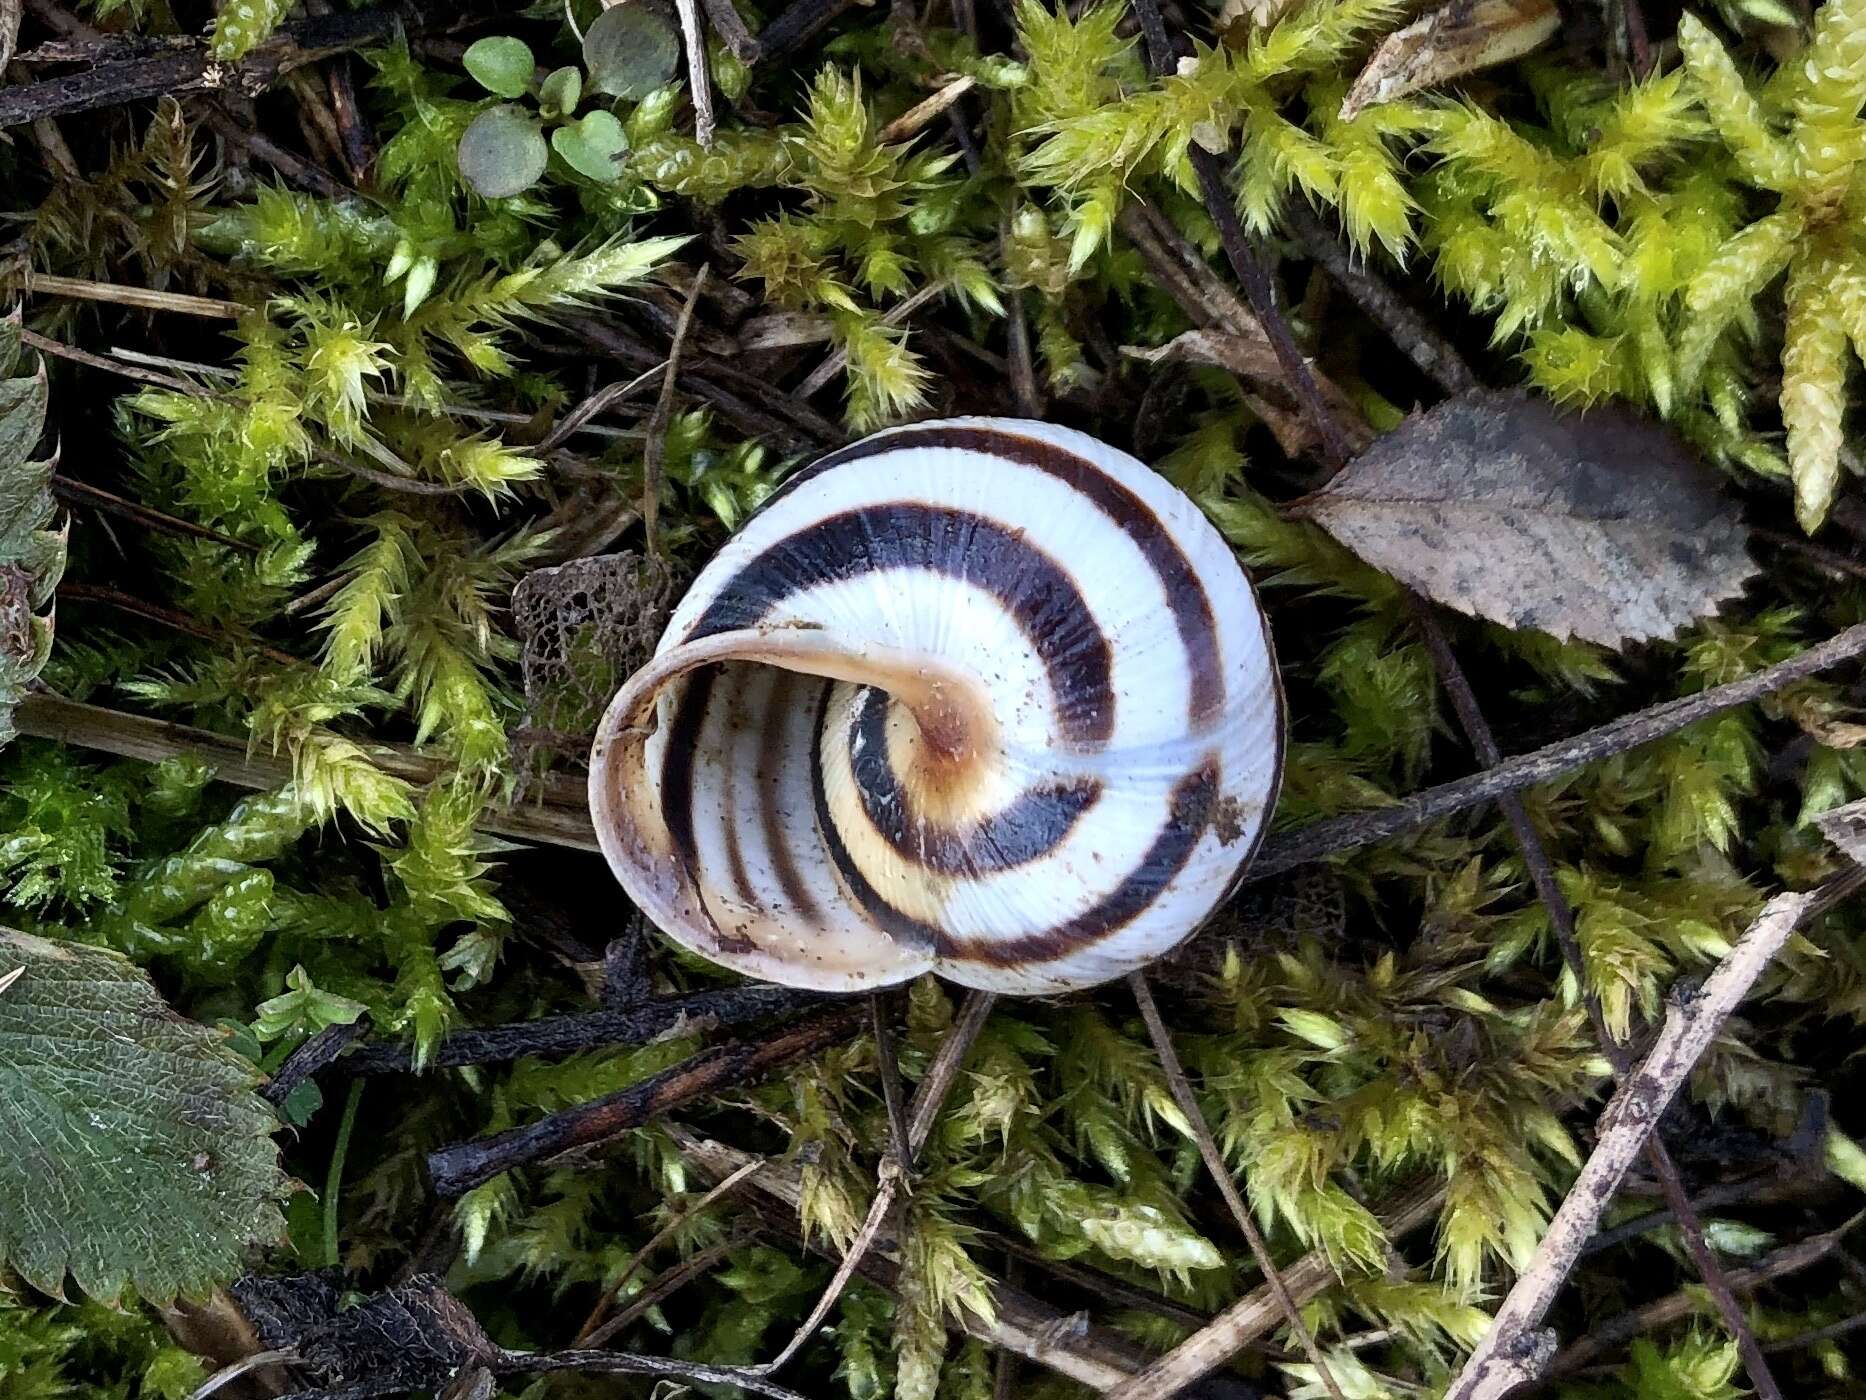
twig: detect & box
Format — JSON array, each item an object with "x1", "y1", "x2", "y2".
[
  {"x1": 752, "y1": 994, "x2": 924, "y2": 1376},
  {"x1": 578, "y1": 1163, "x2": 765, "y2": 1344},
  {"x1": 795, "y1": 279, "x2": 945, "y2": 399},
  {"x1": 570, "y1": 313, "x2": 840, "y2": 451},
  {"x1": 52, "y1": 475, "x2": 258, "y2": 553},
  {"x1": 538, "y1": 363, "x2": 666, "y2": 451},
  {"x1": 1280, "y1": 203, "x2": 1478, "y2": 396},
  {"x1": 425, "y1": 1005, "x2": 865, "y2": 1198},
  {"x1": 1128, "y1": 972, "x2": 1348, "y2": 1400},
  {"x1": 987, "y1": 1230, "x2": 1213, "y2": 1331},
  {"x1": 872, "y1": 992, "x2": 913, "y2": 1164},
  {"x1": 1443, "y1": 888, "x2": 1836, "y2": 1400},
  {"x1": 500, "y1": 1346, "x2": 808, "y2": 1400},
  {"x1": 312, "y1": 443, "x2": 472, "y2": 497},
  {"x1": 57, "y1": 582, "x2": 301, "y2": 668},
  {"x1": 313, "y1": 0, "x2": 377, "y2": 186},
  {"x1": 1123, "y1": 0, "x2": 1354, "y2": 461},
  {"x1": 1002, "y1": 234, "x2": 1043, "y2": 417},
  {"x1": 1185, "y1": 146, "x2": 1353, "y2": 470},
  {"x1": 908, "y1": 987, "x2": 995, "y2": 1156},
  {"x1": 698, "y1": 0, "x2": 762, "y2": 60},
  {"x1": 1246, "y1": 619, "x2": 1866, "y2": 879},
  {"x1": 340, "y1": 985, "x2": 831, "y2": 1075},
  {"x1": 1104, "y1": 1178, "x2": 1447, "y2": 1400},
  {"x1": 263, "y1": 1016, "x2": 370, "y2": 1107},
  {"x1": 1415, "y1": 606, "x2": 1794, "y2": 1400},
  {"x1": 673, "y1": 1127, "x2": 1183, "y2": 1392},
  {"x1": 1116, "y1": 198, "x2": 1350, "y2": 458},
  {"x1": 200, "y1": 99, "x2": 353, "y2": 199},
  {"x1": 757, "y1": 1152, "x2": 906, "y2": 1374},
  {"x1": 642, "y1": 266, "x2": 710, "y2": 555},
  {"x1": 1125, "y1": 200, "x2": 1262, "y2": 340},
  {"x1": 22, "y1": 270, "x2": 244, "y2": 319},
  {"x1": 13, "y1": 691, "x2": 598, "y2": 850},
  {"x1": 753, "y1": 0, "x2": 860, "y2": 67},
  {"x1": 0, "y1": 4, "x2": 438, "y2": 127},
  {"x1": 1548, "y1": 1219, "x2": 1860, "y2": 1378},
  {"x1": 19, "y1": 326, "x2": 202, "y2": 393},
  {"x1": 1764, "y1": 1308, "x2": 1866, "y2": 1354},
  {"x1": 877, "y1": 75, "x2": 977, "y2": 143},
  {"x1": 674, "y1": 0, "x2": 716, "y2": 146},
  {"x1": 580, "y1": 1234, "x2": 751, "y2": 1345},
  {"x1": 1577, "y1": 1171, "x2": 1812, "y2": 1257}
]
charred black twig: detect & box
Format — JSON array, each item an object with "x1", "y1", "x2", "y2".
[
  {"x1": 753, "y1": 0, "x2": 861, "y2": 68},
  {"x1": 0, "y1": 4, "x2": 450, "y2": 128},
  {"x1": 264, "y1": 1017, "x2": 371, "y2": 1108},
  {"x1": 425, "y1": 1005, "x2": 864, "y2": 1197},
  {"x1": 338, "y1": 984, "x2": 832, "y2": 1076},
  {"x1": 200, "y1": 101, "x2": 352, "y2": 199}
]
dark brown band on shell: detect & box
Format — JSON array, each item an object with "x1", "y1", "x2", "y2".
[{"x1": 765, "y1": 423, "x2": 1225, "y2": 726}]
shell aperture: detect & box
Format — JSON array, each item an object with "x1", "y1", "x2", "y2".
[{"x1": 589, "y1": 417, "x2": 1284, "y2": 993}]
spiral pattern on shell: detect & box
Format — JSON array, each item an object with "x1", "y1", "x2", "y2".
[{"x1": 590, "y1": 417, "x2": 1284, "y2": 993}]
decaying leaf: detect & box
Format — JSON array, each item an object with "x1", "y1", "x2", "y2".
[
  {"x1": 1340, "y1": 0, "x2": 1560, "y2": 122},
  {"x1": 1815, "y1": 799, "x2": 1866, "y2": 869},
  {"x1": 1295, "y1": 390, "x2": 1757, "y2": 647},
  {"x1": 0, "y1": 325, "x2": 66, "y2": 748},
  {"x1": 0, "y1": 930, "x2": 288, "y2": 1302}
]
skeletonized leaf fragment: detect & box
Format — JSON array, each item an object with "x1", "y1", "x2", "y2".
[
  {"x1": 0, "y1": 930, "x2": 288, "y2": 1302},
  {"x1": 1815, "y1": 799, "x2": 1866, "y2": 868},
  {"x1": 1340, "y1": 0, "x2": 1559, "y2": 120},
  {"x1": 1295, "y1": 390, "x2": 1756, "y2": 647}
]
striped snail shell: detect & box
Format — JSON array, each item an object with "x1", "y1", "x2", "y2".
[{"x1": 589, "y1": 418, "x2": 1284, "y2": 994}]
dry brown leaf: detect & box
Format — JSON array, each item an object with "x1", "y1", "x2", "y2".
[
  {"x1": 1340, "y1": 0, "x2": 1560, "y2": 121},
  {"x1": 1815, "y1": 799, "x2": 1866, "y2": 867},
  {"x1": 1779, "y1": 690, "x2": 1866, "y2": 749},
  {"x1": 1294, "y1": 390, "x2": 1757, "y2": 647}
]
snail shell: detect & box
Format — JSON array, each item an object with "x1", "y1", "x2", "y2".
[{"x1": 590, "y1": 417, "x2": 1284, "y2": 994}]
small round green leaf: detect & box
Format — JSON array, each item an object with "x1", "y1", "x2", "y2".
[
  {"x1": 583, "y1": 3, "x2": 680, "y2": 100},
  {"x1": 463, "y1": 35, "x2": 537, "y2": 99},
  {"x1": 457, "y1": 105, "x2": 550, "y2": 198},
  {"x1": 539, "y1": 65, "x2": 583, "y2": 117},
  {"x1": 551, "y1": 110, "x2": 630, "y2": 183}
]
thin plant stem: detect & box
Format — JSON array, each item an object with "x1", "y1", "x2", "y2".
[
  {"x1": 644, "y1": 266, "x2": 709, "y2": 555},
  {"x1": 579, "y1": 1168, "x2": 764, "y2": 1345},
  {"x1": 323, "y1": 1078, "x2": 365, "y2": 1270}
]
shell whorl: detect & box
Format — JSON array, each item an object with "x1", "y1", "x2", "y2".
[{"x1": 590, "y1": 417, "x2": 1284, "y2": 993}]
